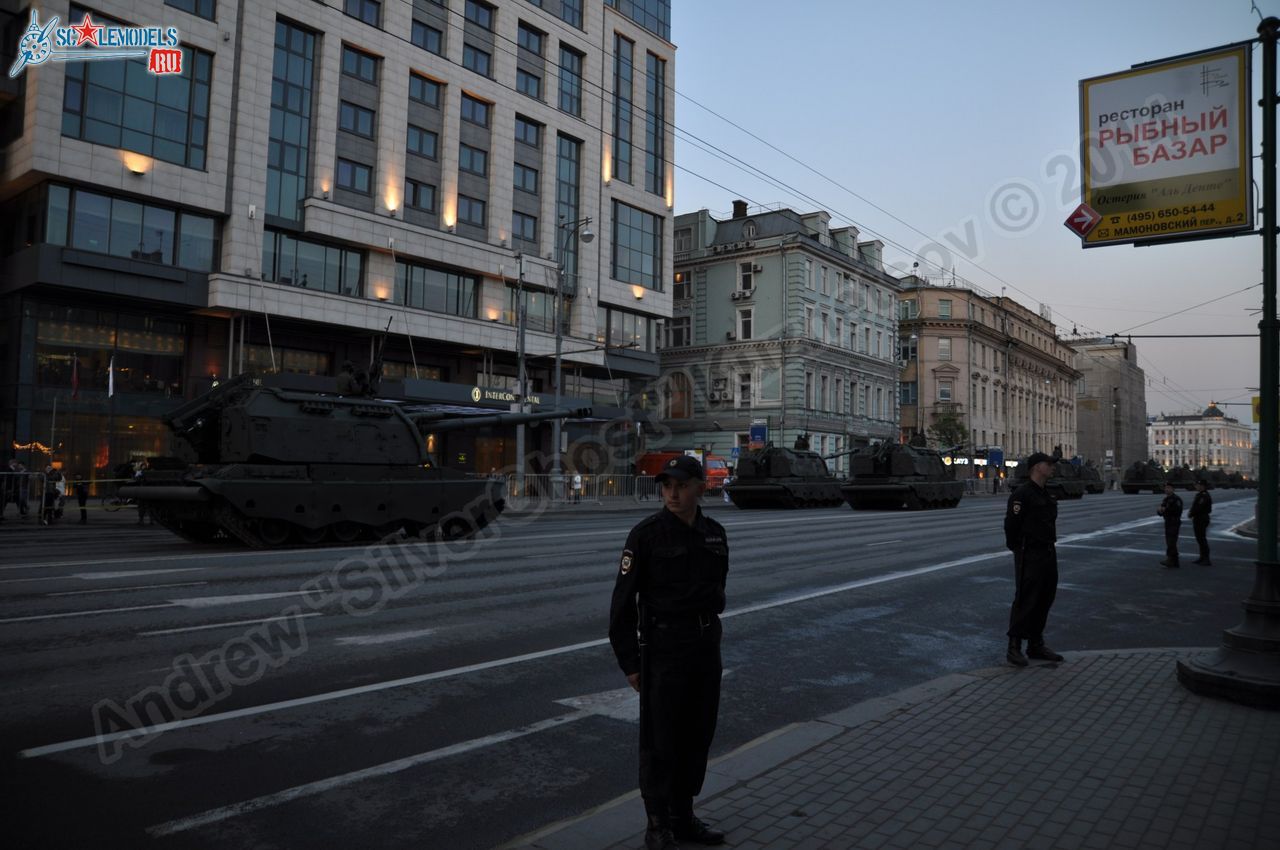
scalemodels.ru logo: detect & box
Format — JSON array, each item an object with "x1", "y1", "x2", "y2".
[{"x1": 9, "y1": 9, "x2": 183, "y2": 79}]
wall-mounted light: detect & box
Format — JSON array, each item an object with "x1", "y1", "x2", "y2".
[
  {"x1": 121, "y1": 151, "x2": 152, "y2": 175},
  {"x1": 486, "y1": 307, "x2": 500, "y2": 322},
  {"x1": 373, "y1": 284, "x2": 390, "y2": 301},
  {"x1": 388, "y1": 207, "x2": 397, "y2": 219},
  {"x1": 631, "y1": 285, "x2": 645, "y2": 301}
]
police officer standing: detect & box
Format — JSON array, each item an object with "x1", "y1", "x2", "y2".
[
  {"x1": 609, "y1": 455, "x2": 728, "y2": 849},
  {"x1": 1158, "y1": 481, "x2": 1184, "y2": 568},
  {"x1": 1188, "y1": 478, "x2": 1213, "y2": 565},
  {"x1": 1003, "y1": 452, "x2": 1065, "y2": 667}
]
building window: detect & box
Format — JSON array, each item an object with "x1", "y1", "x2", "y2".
[
  {"x1": 342, "y1": 46, "x2": 378, "y2": 83},
  {"x1": 514, "y1": 163, "x2": 539, "y2": 194},
  {"x1": 262, "y1": 228, "x2": 363, "y2": 294},
  {"x1": 411, "y1": 21, "x2": 443, "y2": 55},
  {"x1": 463, "y1": 44, "x2": 493, "y2": 77},
  {"x1": 558, "y1": 46, "x2": 584, "y2": 117},
  {"x1": 613, "y1": 34, "x2": 634, "y2": 185},
  {"x1": 804, "y1": 258, "x2": 815, "y2": 290},
  {"x1": 738, "y1": 308, "x2": 753, "y2": 340},
  {"x1": 603, "y1": 307, "x2": 654, "y2": 352},
  {"x1": 742, "y1": 220, "x2": 757, "y2": 240},
  {"x1": 674, "y1": 227, "x2": 692, "y2": 253},
  {"x1": 665, "y1": 316, "x2": 690, "y2": 347},
  {"x1": 820, "y1": 375, "x2": 830, "y2": 411},
  {"x1": 457, "y1": 194, "x2": 487, "y2": 227},
  {"x1": 516, "y1": 115, "x2": 541, "y2": 147},
  {"x1": 394, "y1": 259, "x2": 479, "y2": 317},
  {"x1": 517, "y1": 69, "x2": 542, "y2": 99},
  {"x1": 557, "y1": 134, "x2": 583, "y2": 291},
  {"x1": 820, "y1": 311, "x2": 830, "y2": 344},
  {"x1": 62, "y1": 6, "x2": 212, "y2": 170},
  {"x1": 338, "y1": 101, "x2": 375, "y2": 138},
  {"x1": 804, "y1": 305, "x2": 814, "y2": 338},
  {"x1": 739, "y1": 262, "x2": 754, "y2": 291},
  {"x1": 265, "y1": 21, "x2": 315, "y2": 222},
  {"x1": 165, "y1": 0, "x2": 216, "y2": 21},
  {"x1": 336, "y1": 158, "x2": 372, "y2": 194},
  {"x1": 407, "y1": 125, "x2": 438, "y2": 159},
  {"x1": 835, "y1": 378, "x2": 843, "y2": 413},
  {"x1": 939, "y1": 380, "x2": 953, "y2": 402},
  {"x1": 409, "y1": 74, "x2": 440, "y2": 106},
  {"x1": 938, "y1": 337, "x2": 952, "y2": 360},
  {"x1": 512, "y1": 211, "x2": 537, "y2": 243},
  {"x1": 672, "y1": 271, "x2": 690, "y2": 299},
  {"x1": 899, "y1": 335, "x2": 917, "y2": 361},
  {"x1": 739, "y1": 372, "x2": 753, "y2": 407},
  {"x1": 644, "y1": 52, "x2": 666, "y2": 195},
  {"x1": 57, "y1": 187, "x2": 217, "y2": 271},
  {"x1": 518, "y1": 22, "x2": 544, "y2": 55},
  {"x1": 611, "y1": 199, "x2": 662, "y2": 290},
  {"x1": 404, "y1": 179, "x2": 436, "y2": 213},
  {"x1": 665, "y1": 371, "x2": 691, "y2": 419},
  {"x1": 344, "y1": 0, "x2": 381, "y2": 27},
  {"x1": 465, "y1": 0, "x2": 495, "y2": 29},
  {"x1": 804, "y1": 372, "x2": 813, "y2": 409},
  {"x1": 461, "y1": 94, "x2": 490, "y2": 127},
  {"x1": 560, "y1": 0, "x2": 583, "y2": 28},
  {"x1": 835, "y1": 317, "x2": 843, "y2": 347},
  {"x1": 459, "y1": 144, "x2": 488, "y2": 176},
  {"x1": 938, "y1": 298, "x2": 952, "y2": 319}
]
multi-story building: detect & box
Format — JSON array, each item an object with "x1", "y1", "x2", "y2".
[
  {"x1": 1148, "y1": 404, "x2": 1254, "y2": 475},
  {"x1": 660, "y1": 201, "x2": 902, "y2": 473},
  {"x1": 0, "y1": 0, "x2": 674, "y2": 480},
  {"x1": 1070, "y1": 337, "x2": 1148, "y2": 481},
  {"x1": 898, "y1": 281, "x2": 1079, "y2": 471}
]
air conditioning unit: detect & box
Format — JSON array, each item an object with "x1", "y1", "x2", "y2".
[
  {"x1": 725, "y1": 331, "x2": 736, "y2": 341},
  {"x1": 752, "y1": 264, "x2": 763, "y2": 272},
  {"x1": 741, "y1": 287, "x2": 755, "y2": 298},
  {"x1": 730, "y1": 291, "x2": 742, "y2": 300}
]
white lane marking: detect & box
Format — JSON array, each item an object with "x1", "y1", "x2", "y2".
[
  {"x1": 140, "y1": 612, "x2": 324, "y2": 637},
  {"x1": 554, "y1": 685, "x2": 639, "y2": 722},
  {"x1": 146, "y1": 711, "x2": 590, "y2": 837},
  {"x1": 0, "y1": 602, "x2": 176, "y2": 624},
  {"x1": 78, "y1": 568, "x2": 207, "y2": 581},
  {"x1": 170, "y1": 591, "x2": 311, "y2": 608},
  {"x1": 18, "y1": 512, "x2": 1173, "y2": 759},
  {"x1": 49, "y1": 581, "x2": 209, "y2": 597},
  {"x1": 335, "y1": 628, "x2": 437, "y2": 647},
  {"x1": 867, "y1": 540, "x2": 902, "y2": 547},
  {"x1": 1057, "y1": 544, "x2": 1164, "y2": 555}
]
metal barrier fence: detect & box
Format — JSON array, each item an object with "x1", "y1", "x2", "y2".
[
  {"x1": 494, "y1": 473, "x2": 664, "y2": 503},
  {"x1": 1, "y1": 474, "x2": 141, "y2": 524}
]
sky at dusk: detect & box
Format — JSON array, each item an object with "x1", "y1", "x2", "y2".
[{"x1": 670, "y1": 0, "x2": 1272, "y2": 423}]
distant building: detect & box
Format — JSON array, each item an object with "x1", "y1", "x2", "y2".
[
  {"x1": 898, "y1": 281, "x2": 1080, "y2": 470},
  {"x1": 660, "y1": 201, "x2": 902, "y2": 473},
  {"x1": 1070, "y1": 337, "x2": 1148, "y2": 481},
  {"x1": 1148, "y1": 404, "x2": 1254, "y2": 476}
]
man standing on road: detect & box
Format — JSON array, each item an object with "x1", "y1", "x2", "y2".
[
  {"x1": 609, "y1": 455, "x2": 729, "y2": 849},
  {"x1": 1003, "y1": 452, "x2": 1065, "y2": 667},
  {"x1": 1188, "y1": 479, "x2": 1213, "y2": 566},
  {"x1": 1158, "y1": 482, "x2": 1184, "y2": 568}
]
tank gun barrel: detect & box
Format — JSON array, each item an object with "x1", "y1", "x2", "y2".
[
  {"x1": 414, "y1": 407, "x2": 590, "y2": 434},
  {"x1": 820, "y1": 447, "x2": 862, "y2": 460}
]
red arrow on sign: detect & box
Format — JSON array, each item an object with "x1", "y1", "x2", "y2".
[{"x1": 1064, "y1": 203, "x2": 1102, "y2": 237}]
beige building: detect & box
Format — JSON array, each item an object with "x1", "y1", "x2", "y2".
[
  {"x1": 1071, "y1": 337, "x2": 1148, "y2": 481},
  {"x1": 898, "y1": 280, "x2": 1079, "y2": 469},
  {"x1": 1148, "y1": 404, "x2": 1255, "y2": 476}
]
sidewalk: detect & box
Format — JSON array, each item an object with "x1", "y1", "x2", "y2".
[{"x1": 508, "y1": 649, "x2": 1279, "y2": 850}]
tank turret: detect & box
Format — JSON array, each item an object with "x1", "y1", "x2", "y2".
[
  {"x1": 1121, "y1": 459, "x2": 1166, "y2": 494},
  {"x1": 1011, "y1": 454, "x2": 1087, "y2": 500},
  {"x1": 723, "y1": 443, "x2": 843, "y2": 508},
  {"x1": 840, "y1": 442, "x2": 964, "y2": 510},
  {"x1": 120, "y1": 373, "x2": 587, "y2": 547}
]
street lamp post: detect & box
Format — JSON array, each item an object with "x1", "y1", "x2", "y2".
[
  {"x1": 552, "y1": 216, "x2": 594, "y2": 495},
  {"x1": 910, "y1": 333, "x2": 921, "y2": 442}
]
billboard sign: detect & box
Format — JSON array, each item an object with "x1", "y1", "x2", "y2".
[{"x1": 1078, "y1": 44, "x2": 1252, "y2": 247}]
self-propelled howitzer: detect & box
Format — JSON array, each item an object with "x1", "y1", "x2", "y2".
[
  {"x1": 120, "y1": 373, "x2": 586, "y2": 547},
  {"x1": 839, "y1": 442, "x2": 964, "y2": 510}
]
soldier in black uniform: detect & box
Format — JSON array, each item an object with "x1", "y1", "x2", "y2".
[
  {"x1": 1003, "y1": 452, "x2": 1065, "y2": 667},
  {"x1": 1158, "y1": 481, "x2": 1184, "y2": 568},
  {"x1": 609, "y1": 455, "x2": 729, "y2": 849},
  {"x1": 1188, "y1": 478, "x2": 1213, "y2": 565}
]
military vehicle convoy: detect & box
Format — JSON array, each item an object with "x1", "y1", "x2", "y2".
[
  {"x1": 723, "y1": 443, "x2": 844, "y2": 508},
  {"x1": 1078, "y1": 462, "x2": 1106, "y2": 494},
  {"x1": 840, "y1": 442, "x2": 964, "y2": 510},
  {"x1": 1011, "y1": 456, "x2": 1087, "y2": 500},
  {"x1": 1121, "y1": 460, "x2": 1166, "y2": 494},
  {"x1": 119, "y1": 373, "x2": 583, "y2": 548}
]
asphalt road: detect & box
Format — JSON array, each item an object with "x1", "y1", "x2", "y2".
[{"x1": 0, "y1": 489, "x2": 1262, "y2": 849}]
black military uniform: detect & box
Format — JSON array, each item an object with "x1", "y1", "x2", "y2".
[
  {"x1": 609, "y1": 455, "x2": 728, "y2": 849},
  {"x1": 1003, "y1": 452, "x2": 1063, "y2": 666},
  {"x1": 1188, "y1": 481, "x2": 1213, "y2": 565},
  {"x1": 1159, "y1": 485, "x2": 1184, "y2": 567}
]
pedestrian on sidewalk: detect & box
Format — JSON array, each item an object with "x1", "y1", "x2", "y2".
[
  {"x1": 609, "y1": 455, "x2": 729, "y2": 849},
  {"x1": 75, "y1": 478, "x2": 89, "y2": 524},
  {"x1": 1188, "y1": 478, "x2": 1213, "y2": 565},
  {"x1": 1158, "y1": 481, "x2": 1183, "y2": 568},
  {"x1": 1003, "y1": 452, "x2": 1065, "y2": 667}
]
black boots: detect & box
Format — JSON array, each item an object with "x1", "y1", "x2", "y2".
[
  {"x1": 1027, "y1": 642, "x2": 1064, "y2": 662},
  {"x1": 671, "y1": 813, "x2": 725, "y2": 846},
  {"x1": 1007, "y1": 637, "x2": 1028, "y2": 667},
  {"x1": 645, "y1": 814, "x2": 679, "y2": 850}
]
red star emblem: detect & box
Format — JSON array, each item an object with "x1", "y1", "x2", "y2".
[{"x1": 70, "y1": 13, "x2": 103, "y2": 47}]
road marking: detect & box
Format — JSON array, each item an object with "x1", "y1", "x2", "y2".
[
  {"x1": 335, "y1": 628, "x2": 437, "y2": 647},
  {"x1": 49, "y1": 581, "x2": 209, "y2": 597},
  {"x1": 16, "y1": 512, "x2": 1179, "y2": 760},
  {"x1": 867, "y1": 540, "x2": 902, "y2": 547},
  {"x1": 140, "y1": 612, "x2": 323, "y2": 637},
  {"x1": 78, "y1": 568, "x2": 207, "y2": 581},
  {"x1": 0, "y1": 602, "x2": 176, "y2": 624},
  {"x1": 170, "y1": 591, "x2": 311, "y2": 608},
  {"x1": 146, "y1": 710, "x2": 591, "y2": 837},
  {"x1": 554, "y1": 685, "x2": 640, "y2": 722}
]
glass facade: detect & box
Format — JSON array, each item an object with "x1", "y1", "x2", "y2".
[
  {"x1": 267, "y1": 21, "x2": 316, "y2": 222},
  {"x1": 597, "y1": 306, "x2": 654, "y2": 352},
  {"x1": 62, "y1": 6, "x2": 211, "y2": 169},
  {"x1": 606, "y1": 0, "x2": 671, "y2": 40},
  {"x1": 48, "y1": 185, "x2": 218, "y2": 272},
  {"x1": 611, "y1": 199, "x2": 662, "y2": 290},
  {"x1": 644, "y1": 52, "x2": 666, "y2": 196},
  {"x1": 556, "y1": 134, "x2": 583, "y2": 294},
  {"x1": 612, "y1": 35, "x2": 634, "y2": 185},
  {"x1": 261, "y1": 229, "x2": 364, "y2": 295},
  {"x1": 394, "y1": 260, "x2": 479, "y2": 318},
  {"x1": 558, "y1": 47, "x2": 584, "y2": 117}
]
